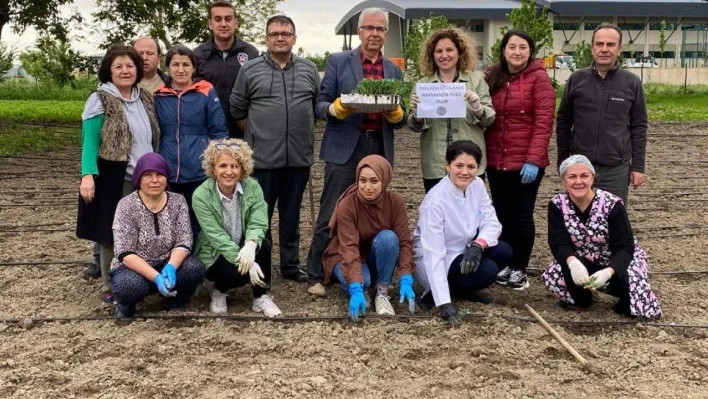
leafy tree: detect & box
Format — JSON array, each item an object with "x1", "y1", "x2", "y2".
[
  {"x1": 0, "y1": 43, "x2": 13, "y2": 81},
  {"x1": 659, "y1": 20, "x2": 667, "y2": 68},
  {"x1": 402, "y1": 12, "x2": 453, "y2": 81},
  {"x1": 304, "y1": 51, "x2": 329, "y2": 71},
  {"x1": 19, "y1": 36, "x2": 87, "y2": 87},
  {"x1": 93, "y1": 0, "x2": 282, "y2": 50},
  {"x1": 0, "y1": 0, "x2": 80, "y2": 42},
  {"x1": 572, "y1": 40, "x2": 592, "y2": 70},
  {"x1": 487, "y1": 0, "x2": 553, "y2": 64}
]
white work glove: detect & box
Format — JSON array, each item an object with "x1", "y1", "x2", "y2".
[
  {"x1": 585, "y1": 268, "x2": 614, "y2": 290},
  {"x1": 567, "y1": 257, "x2": 590, "y2": 286},
  {"x1": 464, "y1": 90, "x2": 482, "y2": 113},
  {"x1": 248, "y1": 262, "x2": 268, "y2": 288},
  {"x1": 236, "y1": 241, "x2": 257, "y2": 275}
]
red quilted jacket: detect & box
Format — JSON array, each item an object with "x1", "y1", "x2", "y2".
[{"x1": 484, "y1": 59, "x2": 556, "y2": 171}]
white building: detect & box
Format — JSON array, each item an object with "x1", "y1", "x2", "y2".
[{"x1": 335, "y1": 0, "x2": 708, "y2": 66}]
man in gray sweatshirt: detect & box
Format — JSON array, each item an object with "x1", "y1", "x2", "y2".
[
  {"x1": 230, "y1": 15, "x2": 320, "y2": 283},
  {"x1": 556, "y1": 23, "x2": 648, "y2": 203}
]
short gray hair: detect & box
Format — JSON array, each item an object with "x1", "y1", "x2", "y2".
[
  {"x1": 358, "y1": 8, "x2": 389, "y2": 29},
  {"x1": 559, "y1": 155, "x2": 596, "y2": 178}
]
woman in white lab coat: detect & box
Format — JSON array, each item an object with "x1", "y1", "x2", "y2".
[{"x1": 412, "y1": 140, "x2": 512, "y2": 325}]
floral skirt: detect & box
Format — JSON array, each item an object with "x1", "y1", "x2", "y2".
[{"x1": 541, "y1": 255, "x2": 662, "y2": 320}]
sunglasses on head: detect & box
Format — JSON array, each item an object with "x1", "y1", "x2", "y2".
[{"x1": 215, "y1": 142, "x2": 242, "y2": 150}]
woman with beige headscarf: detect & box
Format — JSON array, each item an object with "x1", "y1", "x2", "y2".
[{"x1": 322, "y1": 155, "x2": 416, "y2": 321}]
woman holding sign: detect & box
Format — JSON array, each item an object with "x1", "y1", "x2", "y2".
[
  {"x1": 484, "y1": 30, "x2": 556, "y2": 290},
  {"x1": 408, "y1": 27, "x2": 495, "y2": 193}
]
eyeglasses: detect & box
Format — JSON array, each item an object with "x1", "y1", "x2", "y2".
[
  {"x1": 215, "y1": 142, "x2": 242, "y2": 150},
  {"x1": 267, "y1": 32, "x2": 295, "y2": 39},
  {"x1": 359, "y1": 25, "x2": 388, "y2": 33}
]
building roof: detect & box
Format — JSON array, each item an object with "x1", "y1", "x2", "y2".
[{"x1": 335, "y1": 0, "x2": 708, "y2": 34}]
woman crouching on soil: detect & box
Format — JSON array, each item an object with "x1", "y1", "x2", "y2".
[
  {"x1": 110, "y1": 153, "x2": 205, "y2": 318},
  {"x1": 77, "y1": 44, "x2": 161, "y2": 305},
  {"x1": 193, "y1": 139, "x2": 281, "y2": 317},
  {"x1": 542, "y1": 155, "x2": 662, "y2": 319},
  {"x1": 322, "y1": 155, "x2": 416, "y2": 321},
  {"x1": 413, "y1": 141, "x2": 512, "y2": 326}
]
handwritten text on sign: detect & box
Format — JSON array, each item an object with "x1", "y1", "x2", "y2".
[{"x1": 415, "y1": 82, "x2": 466, "y2": 119}]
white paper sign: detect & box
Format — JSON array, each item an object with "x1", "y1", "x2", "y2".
[{"x1": 415, "y1": 82, "x2": 466, "y2": 118}]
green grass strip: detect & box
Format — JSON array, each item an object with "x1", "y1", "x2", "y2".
[{"x1": 0, "y1": 100, "x2": 84, "y2": 123}]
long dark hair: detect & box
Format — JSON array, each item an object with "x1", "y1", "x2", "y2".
[{"x1": 486, "y1": 30, "x2": 536, "y2": 95}]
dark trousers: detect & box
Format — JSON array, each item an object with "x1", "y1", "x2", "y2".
[
  {"x1": 306, "y1": 133, "x2": 385, "y2": 283},
  {"x1": 252, "y1": 167, "x2": 309, "y2": 278},
  {"x1": 423, "y1": 174, "x2": 485, "y2": 194},
  {"x1": 170, "y1": 180, "x2": 206, "y2": 240},
  {"x1": 111, "y1": 256, "x2": 206, "y2": 315},
  {"x1": 487, "y1": 167, "x2": 544, "y2": 271},
  {"x1": 205, "y1": 239, "x2": 272, "y2": 298},
  {"x1": 447, "y1": 241, "x2": 512, "y2": 298},
  {"x1": 594, "y1": 162, "x2": 630, "y2": 204},
  {"x1": 559, "y1": 256, "x2": 631, "y2": 314}
]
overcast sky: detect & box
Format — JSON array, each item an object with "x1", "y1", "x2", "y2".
[{"x1": 1, "y1": 0, "x2": 361, "y2": 57}]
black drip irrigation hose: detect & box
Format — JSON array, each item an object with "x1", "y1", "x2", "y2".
[
  {"x1": 526, "y1": 267, "x2": 708, "y2": 276},
  {"x1": 1, "y1": 261, "x2": 707, "y2": 276},
  {"x1": 0, "y1": 312, "x2": 706, "y2": 329}
]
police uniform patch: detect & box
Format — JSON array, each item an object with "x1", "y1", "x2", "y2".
[{"x1": 237, "y1": 52, "x2": 249, "y2": 65}]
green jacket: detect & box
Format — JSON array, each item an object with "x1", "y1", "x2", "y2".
[
  {"x1": 193, "y1": 177, "x2": 268, "y2": 268},
  {"x1": 408, "y1": 71, "x2": 495, "y2": 179}
]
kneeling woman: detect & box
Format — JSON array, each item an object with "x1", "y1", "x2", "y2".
[
  {"x1": 542, "y1": 155, "x2": 662, "y2": 319},
  {"x1": 193, "y1": 139, "x2": 281, "y2": 317},
  {"x1": 111, "y1": 153, "x2": 205, "y2": 318},
  {"x1": 413, "y1": 141, "x2": 512, "y2": 325},
  {"x1": 322, "y1": 155, "x2": 416, "y2": 321}
]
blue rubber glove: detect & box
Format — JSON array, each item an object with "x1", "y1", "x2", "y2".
[
  {"x1": 153, "y1": 274, "x2": 176, "y2": 297},
  {"x1": 399, "y1": 274, "x2": 416, "y2": 313},
  {"x1": 348, "y1": 282, "x2": 367, "y2": 322},
  {"x1": 520, "y1": 163, "x2": 539, "y2": 184},
  {"x1": 162, "y1": 263, "x2": 177, "y2": 290}
]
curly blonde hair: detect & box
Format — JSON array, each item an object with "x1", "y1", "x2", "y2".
[
  {"x1": 201, "y1": 138, "x2": 254, "y2": 180},
  {"x1": 419, "y1": 27, "x2": 478, "y2": 76}
]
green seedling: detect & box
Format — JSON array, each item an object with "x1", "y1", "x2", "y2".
[{"x1": 352, "y1": 78, "x2": 406, "y2": 96}]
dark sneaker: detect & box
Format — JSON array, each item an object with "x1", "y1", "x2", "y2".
[
  {"x1": 282, "y1": 269, "x2": 308, "y2": 283},
  {"x1": 559, "y1": 301, "x2": 588, "y2": 312},
  {"x1": 495, "y1": 266, "x2": 512, "y2": 285},
  {"x1": 115, "y1": 303, "x2": 135, "y2": 318},
  {"x1": 82, "y1": 263, "x2": 101, "y2": 280},
  {"x1": 507, "y1": 270, "x2": 530, "y2": 291},
  {"x1": 102, "y1": 292, "x2": 117, "y2": 307},
  {"x1": 467, "y1": 291, "x2": 492, "y2": 305},
  {"x1": 416, "y1": 291, "x2": 435, "y2": 312}
]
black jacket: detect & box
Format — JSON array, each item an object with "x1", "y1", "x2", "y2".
[
  {"x1": 556, "y1": 63, "x2": 648, "y2": 172},
  {"x1": 194, "y1": 35, "x2": 260, "y2": 138}
]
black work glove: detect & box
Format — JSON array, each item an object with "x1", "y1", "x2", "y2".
[
  {"x1": 461, "y1": 241, "x2": 484, "y2": 274},
  {"x1": 440, "y1": 303, "x2": 462, "y2": 326}
]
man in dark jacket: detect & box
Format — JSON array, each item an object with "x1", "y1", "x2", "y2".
[
  {"x1": 230, "y1": 15, "x2": 320, "y2": 283},
  {"x1": 556, "y1": 23, "x2": 647, "y2": 203},
  {"x1": 305, "y1": 8, "x2": 407, "y2": 296},
  {"x1": 194, "y1": 1, "x2": 259, "y2": 138}
]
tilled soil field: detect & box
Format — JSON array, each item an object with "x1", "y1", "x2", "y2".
[{"x1": 0, "y1": 123, "x2": 707, "y2": 398}]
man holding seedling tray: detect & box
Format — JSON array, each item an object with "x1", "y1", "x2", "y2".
[{"x1": 306, "y1": 7, "x2": 407, "y2": 297}]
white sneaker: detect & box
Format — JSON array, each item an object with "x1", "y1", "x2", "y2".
[
  {"x1": 252, "y1": 295, "x2": 283, "y2": 318},
  {"x1": 375, "y1": 295, "x2": 395, "y2": 315},
  {"x1": 210, "y1": 289, "x2": 228, "y2": 313}
]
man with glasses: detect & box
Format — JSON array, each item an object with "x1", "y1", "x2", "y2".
[
  {"x1": 230, "y1": 15, "x2": 320, "y2": 283},
  {"x1": 194, "y1": 1, "x2": 259, "y2": 139},
  {"x1": 306, "y1": 7, "x2": 407, "y2": 297}
]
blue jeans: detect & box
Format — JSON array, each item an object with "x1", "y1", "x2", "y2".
[
  {"x1": 448, "y1": 241, "x2": 512, "y2": 297},
  {"x1": 332, "y1": 229, "x2": 399, "y2": 293}
]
